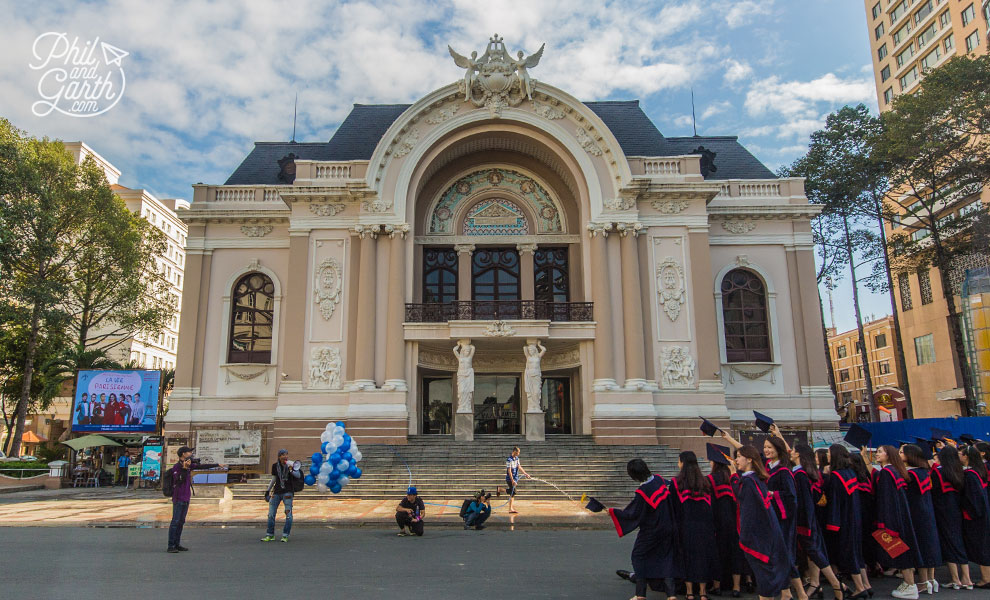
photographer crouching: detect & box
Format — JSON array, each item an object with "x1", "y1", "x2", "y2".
[
  {"x1": 261, "y1": 449, "x2": 303, "y2": 543},
  {"x1": 462, "y1": 489, "x2": 492, "y2": 530}
]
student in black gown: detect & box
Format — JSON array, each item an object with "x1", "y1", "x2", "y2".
[
  {"x1": 788, "y1": 443, "x2": 845, "y2": 600},
  {"x1": 729, "y1": 444, "x2": 791, "y2": 600},
  {"x1": 848, "y1": 451, "x2": 877, "y2": 593},
  {"x1": 707, "y1": 447, "x2": 745, "y2": 598},
  {"x1": 958, "y1": 445, "x2": 990, "y2": 588},
  {"x1": 871, "y1": 445, "x2": 923, "y2": 600},
  {"x1": 931, "y1": 446, "x2": 973, "y2": 589},
  {"x1": 899, "y1": 444, "x2": 942, "y2": 594},
  {"x1": 607, "y1": 458, "x2": 680, "y2": 600},
  {"x1": 671, "y1": 450, "x2": 718, "y2": 600},
  {"x1": 823, "y1": 444, "x2": 869, "y2": 599},
  {"x1": 762, "y1": 430, "x2": 808, "y2": 600}
]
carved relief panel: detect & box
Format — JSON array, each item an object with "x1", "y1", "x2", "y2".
[
  {"x1": 309, "y1": 238, "x2": 346, "y2": 343},
  {"x1": 651, "y1": 235, "x2": 691, "y2": 343}
]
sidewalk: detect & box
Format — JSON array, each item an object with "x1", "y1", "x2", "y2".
[{"x1": 0, "y1": 487, "x2": 609, "y2": 529}]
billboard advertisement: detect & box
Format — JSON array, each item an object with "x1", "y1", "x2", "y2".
[
  {"x1": 141, "y1": 443, "x2": 163, "y2": 481},
  {"x1": 71, "y1": 370, "x2": 161, "y2": 433},
  {"x1": 194, "y1": 429, "x2": 263, "y2": 466}
]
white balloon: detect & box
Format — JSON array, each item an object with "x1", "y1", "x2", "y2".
[
  {"x1": 348, "y1": 441, "x2": 359, "y2": 454},
  {"x1": 337, "y1": 460, "x2": 350, "y2": 472},
  {"x1": 320, "y1": 431, "x2": 331, "y2": 443},
  {"x1": 338, "y1": 475, "x2": 350, "y2": 486},
  {"x1": 352, "y1": 451, "x2": 363, "y2": 462},
  {"x1": 325, "y1": 442, "x2": 338, "y2": 454},
  {"x1": 332, "y1": 436, "x2": 344, "y2": 447},
  {"x1": 325, "y1": 423, "x2": 335, "y2": 431},
  {"x1": 317, "y1": 473, "x2": 329, "y2": 484},
  {"x1": 319, "y1": 462, "x2": 332, "y2": 474},
  {"x1": 316, "y1": 482, "x2": 328, "y2": 492},
  {"x1": 334, "y1": 425, "x2": 345, "y2": 435}
]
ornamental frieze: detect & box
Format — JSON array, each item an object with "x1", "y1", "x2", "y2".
[
  {"x1": 314, "y1": 257, "x2": 343, "y2": 321},
  {"x1": 429, "y1": 168, "x2": 562, "y2": 234}
]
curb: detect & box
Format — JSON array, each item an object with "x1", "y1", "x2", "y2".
[{"x1": 1, "y1": 518, "x2": 613, "y2": 530}]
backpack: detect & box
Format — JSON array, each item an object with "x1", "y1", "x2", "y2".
[
  {"x1": 162, "y1": 467, "x2": 175, "y2": 497},
  {"x1": 291, "y1": 471, "x2": 305, "y2": 493},
  {"x1": 459, "y1": 498, "x2": 474, "y2": 519}
]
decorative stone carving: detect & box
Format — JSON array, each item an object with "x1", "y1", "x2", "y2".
[
  {"x1": 453, "y1": 340, "x2": 476, "y2": 413},
  {"x1": 735, "y1": 254, "x2": 750, "y2": 267},
  {"x1": 454, "y1": 243, "x2": 476, "y2": 255},
  {"x1": 728, "y1": 364, "x2": 775, "y2": 383},
  {"x1": 651, "y1": 198, "x2": 690, "y2": 214},
  {"x1": 575, "y1": 127, "x2": 602, "y2": 156},
  {"x1": 532, "y1": 100, "x2": 565, "y2": 120},
  {"x1": 309, "y1": 346, "x2": 342, "y2": 389},
  {"x1": 450, "y1": 34, "x2": 545, "y2": 117},
  {"x1": 313, "y1": 257, "x2": 343, "y2": 320},
  {"x1": 361, "y1": 197, "x2": 393, "y2": 213},
  {"x1": 587, "y1": 222, "x2": 612, "y2": 237},
  {"x1": 426, "y1": 103, "x2": 460, "y2": 125},
  {"x1": 240, "y1": 225, "x2": 273, "y2": 237},
  {"x1": 383, "y1": 223, "x2": 410, "y2": 239},
  {"x1": 656, "y1": 257, "x2": 686, "y2": 322},
  {"x1": 392, "y1": 129, "x2": 420, "y2": 158},
  {"x1": 225, "y1": 366, "x2": 270, "y2": 384},
  {"x1": 417, "y1": 349, "x2": 457, "y2": 370},
  {"x1": 615, "y1": 222, "x2": 643, "y2": 237},
  {"x1": 484, "y1": 320, "x2": 516, "y2": 337},
  {"x1": 523, "y1": 340, "x2": 546, "y2": 413},
  {"x1": 310, "y1": 203, "x2": 346, "y2": 217},
  {"x1": 721, "y1": 220, "x2": 757, "y2": 234},
  {"x1": 430, "y1": 168, "x2": 561, "y2": 234},
  {"x1": 542, "y1": 346, "x2": 581, "y2": 370},
  {"x1": 604, "y1": 197, "x2": 636, "y2": 211},
  {"x1": 660, "y1": 346, "x2": 696, "y2": 388}
]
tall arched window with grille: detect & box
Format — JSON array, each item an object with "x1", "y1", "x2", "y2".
[
  {"x1": 228, "y1": 272, "x2": 275, "y2": 363},
  {"x1": 720, "y1": 269, "x2": 771, "y2": 362}
]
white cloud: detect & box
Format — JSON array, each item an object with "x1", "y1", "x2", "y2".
[
  {"x1": 724, "y1": 0, "x2": 774, "y2": 29},
  {"x1": 723, "y1": 58, "x2": 753, "y2": 84},
  {"x1": 701, "y1": 100, "x2": 732, "y2": 120},
  {"x1": 744, "y1": 73, "x2": 875, "y2": 119}
]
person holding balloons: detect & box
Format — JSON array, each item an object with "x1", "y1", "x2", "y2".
[{"x1": 261, "y1": 449, "x2": 302, "y2": 543}]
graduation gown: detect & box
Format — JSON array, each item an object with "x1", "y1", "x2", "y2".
[
  {"x1": 708, "y1": 473, "x2": 747, "y2": 578},
  {"x1": 858, "y1": 473, "x2": 878, "y2": 568},
  {"x1": 823, "y1": 468, "x2": 866, "y2": 574},
  {"x1": 733, "y1": 472, "x2": 791, "y2": 597},
  {"x1": 608, "y1": 475, "x2": 680, "y2": 580},
  {"x1": 930, "y1": 466, "x2": 967, "y2": 564},
  {"x1": 792, "y1": 467, "x2": 830, "y2": 568},
  {"x1": 671, "y1": 477, "x2": 719, "y2": 583},
  {"x1": 960, "y1": 469, "x2": 990, "y2": 565},
  {"x1": 766, "y1": 463, "x2": 799, "y2": 576},
  {"x1": 873, "y1": 465, "x2": 922, "y2": 569},
  {"x1": 904, "y1": 468, "x2": 941, "y2": 568}
]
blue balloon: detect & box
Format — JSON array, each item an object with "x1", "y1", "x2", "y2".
[
  {"x1": 329, "y1": 469, "x2": 340, "y2": 480},
  {"x1": 330, "y1": 483, "x2": 341, "y2": 494},
  {"x1": 311, "y1": 452, "x2": 323, "y2": 464},
  {"x1": 335, "y1": 421, "x2": 345, "y2": 428},
  {"x1": 321, "y1": 441, "x2": 332, "y2": 454},
  {"x1": 309, "y1": 464, "x2": 320, "y2": 476},
  {"x1": 329, "y1": 452, "x2": 341, "y2": 465},
  {"x1": 352, "y1": 467, "x2": 362, "y2": 479},
  {"x1": 346, "y1": 465, "x2": 358, "y2": 477},
  {"x1": 304, "y1": 474, "x2": 316, "y2": 486},
  {"x1": 337, "y1": 438, "x2": 350, "y2": 452},
  {"x1": 343, "y1": 452, "x2": 353, "y2": 462}
]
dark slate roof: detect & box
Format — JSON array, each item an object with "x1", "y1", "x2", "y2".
[{"x1": 224, "y1": 100, "x2": 773, "y2": 184}]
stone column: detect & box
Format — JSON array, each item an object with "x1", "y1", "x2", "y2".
[
  {"x1": 176, "y1": 239, "x2": 208, "y2": 390},
  {"x1": 353, "y1": 228, "x2": 377, "y2": 388},
  {"x1": 517, "y1": 243, "x2": 537, "y2": 303},
  {"x1": 384, "y1": 230, "x2": 408, "y2": 391},
  {"x1": 282, "y1": 232, "x2": 309, "y2": 381},
  {"x1": 588, "y1": 224, "x2": 617, "y2": 389},
  {"x1": 455, "y1": 243, "x2": 475, "y2": 303},
  {"x1": 619, "y1": 226, "x2": 647, "y2": 389},
  {"x1": 688, "y1": 230, "x2": 720, "y2": 382}
]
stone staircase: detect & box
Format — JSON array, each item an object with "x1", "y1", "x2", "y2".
[{"x1": 229, "y1": 435, "x2": 681, "y2": 502}]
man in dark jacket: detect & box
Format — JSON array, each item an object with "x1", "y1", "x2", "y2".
[
  {"x1": 167, "y1": 446, "x2": 224, "y2": 553},
  {"x1": 261, "y1": 449, "x2": 301, "y2": 542}
]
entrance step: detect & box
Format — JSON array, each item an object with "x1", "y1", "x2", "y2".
[{"x1": 230, "y1": 436, "x2": 680, "y2": 502}]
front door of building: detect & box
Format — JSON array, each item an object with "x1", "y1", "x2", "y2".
[
  {"x1": 422, "y1": 377, "x2": 453, "y2": 434},
  {"x1": 542, "y1": 377, "x2": 571, "y2": 434},
  {"x1": 473, "y1": 375, "x2": 520, "y2": 434}
]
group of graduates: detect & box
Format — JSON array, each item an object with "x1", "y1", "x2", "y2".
[{"x1": 592, "y1": 414, "x2": 990, "y2": 600}]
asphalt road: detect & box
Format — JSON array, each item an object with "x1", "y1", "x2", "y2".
[{"x1": 0, "y1": 526, "x2": 981, "y2": 599}]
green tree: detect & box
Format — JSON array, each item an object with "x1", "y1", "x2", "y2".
[
  {"x1": 875, "y1": 56, "x2": 990, "y2": 416},
  {"x1": 0, "y1": 120, "x2": 105, "y2": 456}
]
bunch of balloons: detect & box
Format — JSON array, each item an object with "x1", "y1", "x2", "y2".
[{"x1": 303, "y1": 421, "x2": 363, "y2": 493}]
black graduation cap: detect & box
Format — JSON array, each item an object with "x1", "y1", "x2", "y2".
[
  {"x1": 844, "y1": 424, "x2": 873, "y2": 449},
  {"x1": 896, "y1": 439, "x2": 914, "y2": 448},
  {"x1": 913, "y1": 437, "x2": 934, "y2": 459},
  {"x1": 959, "y1": 433, "x2": 979, "y2": 445},
  {"x1": 707, "y1": 443, "x2": 732, "y2": 465},
  {"x1": 585, "y1": 497, "x2": 606, "y2": 513},
  {"x1": 699, "y1": 417, "x2": 721, "y2": 437},
  {"x1": 931, "y1": 427, "x2": 952, "y2": 442},
  {"x1": 753, "y1": 411, "x2": 774, "y2": 433}
]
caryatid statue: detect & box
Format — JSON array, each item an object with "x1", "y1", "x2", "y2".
[
  {"x1": 523, "y1": 340, "x2": 547, "y2": 413},
  {"x1": 453, "y1": 339, "x2": 476, "y2": 413}
]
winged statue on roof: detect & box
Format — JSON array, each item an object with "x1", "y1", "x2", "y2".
[{"x1": 449, "y1": 34, "x2": 545, "y2": 118}]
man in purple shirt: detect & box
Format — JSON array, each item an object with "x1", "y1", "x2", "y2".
[{"x1": 167, "y1": 446, "x2": 224, "y2": 553}]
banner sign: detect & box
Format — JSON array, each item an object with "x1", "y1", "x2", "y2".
[
  {"x1": 194, "y1": 429, "x2": 262, "y2": 466},
  {"x1": 141, "y1": 443, "x2": 163, "y2": 481},
  {"x1": 71, "y1": 370, "x2": 161, "y2": 433}
]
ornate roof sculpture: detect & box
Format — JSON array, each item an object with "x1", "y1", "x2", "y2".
[{"x1": 449, "y1": 34, "x2": 545, "y2": 118}]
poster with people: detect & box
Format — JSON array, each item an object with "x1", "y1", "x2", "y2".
[{"x1": 71, "y1": 370, "x2": 161, "y2": 433}]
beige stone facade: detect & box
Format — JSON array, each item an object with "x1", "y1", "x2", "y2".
[{"x1": 167, "y1": 52, "x2": 835, "y2": 460}]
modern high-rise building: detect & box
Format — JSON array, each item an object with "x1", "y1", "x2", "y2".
[
  {"x1": 826, "y1": 316, "x2": 906, "y2": 421},
  {"x1": 863, "y1": 0, "x2": 990, "y2": 417}
]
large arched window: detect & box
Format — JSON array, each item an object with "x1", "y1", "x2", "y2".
[
  {"x1": 422, "y1": 248, "x2": 458, "y2": 304},
  {"x1": 720, "y1": 269, "x2": 771, "y2": 362},
  {"x1": 228, "y1": 272, "x2": 275, "y2": 363}
]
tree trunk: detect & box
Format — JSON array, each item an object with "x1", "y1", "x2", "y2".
[
  {"x1": 11, "y1": 302, "x2": 42, "y2": 457},
  {"x1": 874, "y1": 203, "x2": 914, "y2": 419},
  {"x1": 844, "y1": 216, "x2": 879, "y2": 422},
  {"x1": 929, "y1": 231, "x2": 977, "y2": 416},
  {"x1": 819, "y1": 298, "x2": 840, "y2": 411}
]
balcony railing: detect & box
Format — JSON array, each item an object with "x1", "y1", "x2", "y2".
[{"x1": 405, "y1": 301, "x2": 593, "y2": 323}]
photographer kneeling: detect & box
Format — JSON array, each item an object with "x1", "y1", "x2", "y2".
[{"x1": 462, "y1": 489, "x2": 492, "y2": 530}]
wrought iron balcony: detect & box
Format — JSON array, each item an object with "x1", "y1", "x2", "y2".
[{"x1": 405, "y1": 301, "x2": 593, "y2": 323}]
